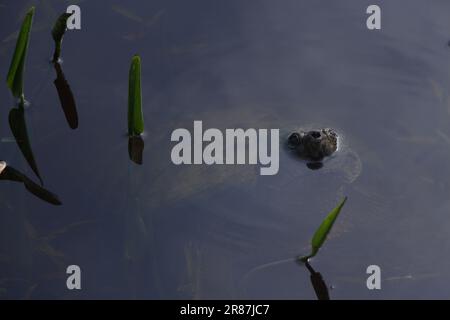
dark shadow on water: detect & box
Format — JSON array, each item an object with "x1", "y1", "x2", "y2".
[
  {"x1": 283, "y1": 142, "x2": 325, "y2": 171},
  {"x1": 303, "y1": 261, "x2": 330, "y2": 300},
  {"x1": 53, "y1": 61, "x2": 78, "y2": 129},
  {"x1": 8, "y1": 104, "x2": 43, "y2": 185},
  {"x1": 306, "y1": 162, "x2": 323, "y2": 170},
  {"x1": 128, "y1": 135, "x2": 144, "y2": 165},
  {"x1": 0, "y1": 162, "x2": 61, "y2": 205}
]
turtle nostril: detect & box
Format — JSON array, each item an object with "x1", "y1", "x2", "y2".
[{"x1": 310, "y1": 131, "x2": 321, "y2": 139}]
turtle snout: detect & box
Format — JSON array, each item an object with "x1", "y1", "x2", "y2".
[
  {"x1": 301, "y1": 130, "x2": 327, "y2": 161},
  {"x1": 287, "y1": 127, "x2": 338, "y2": 161},
  {"x1": 309, "y1": 130, "x2": 322, "y2": 140}
]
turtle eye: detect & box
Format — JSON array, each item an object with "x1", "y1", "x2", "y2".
[
  {"x1": 288, "y1": 132, "x2": 301, "y2": 148},
  {"x1": 310, "y1": 131, "x2": 321, "y2": 139}
]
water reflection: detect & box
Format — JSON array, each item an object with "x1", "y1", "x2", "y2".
[
  {"x1": 303, "y1": 261, "x2": 330, "y2": 300},
  {"x1": 8, "y1": 104, "x2": 43, "y2": 185},
  {"x1": 0, "y1": 161, "x2": 61, "y2": 205},
  {"x1": 306, "y1": 162, "x2": 324, "y2": 170},
  {"x1": 128, "y1": 135, "x2": 144, "y2": 165},
  {"x1": 53, "y1": 61, "x2": 78, "y2": 129}
]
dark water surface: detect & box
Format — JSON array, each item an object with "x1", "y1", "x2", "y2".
[{"x1": 1, "y1": 0, "x2": 450, "y2": 299}]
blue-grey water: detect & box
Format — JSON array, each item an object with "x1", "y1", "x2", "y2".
[{"x1": 1, "y1": 0, "x2": 450, "y2": 299}]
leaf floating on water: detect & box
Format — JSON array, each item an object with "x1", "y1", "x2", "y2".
[
  {"x1": 6, "y1": 6, "x2": 34, "y2": 99},
  {"x1": 51, "y1": 13, "x2": 71, "y2": 42},
  {"x1": 8, "y1": 105, "x2": 43, "y2": 185},
  {"x1": 128, "y1": 55, "x2": 144, "y2": 136},
  {"x1": 51, "y1": 12, "x2": 72, "y2": 62},
  {"x1": 299, "y1": 197, "x2": 347, "y2": 262}
]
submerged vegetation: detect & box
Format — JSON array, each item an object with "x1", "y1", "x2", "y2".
[{"x1": 299, "y1": 197, "x2": 348, "y2": 262}]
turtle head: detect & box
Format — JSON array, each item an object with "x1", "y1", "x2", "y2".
[{"x1": 288, "y1": 128, "x2": 338, "y2": 161}]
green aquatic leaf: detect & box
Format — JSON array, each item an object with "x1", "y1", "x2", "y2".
[
  {"x1": 299, "y1": 197, "x2": 347, "y2": 262},
  {"x1": 51, "y1": 12, "x2": 71, "y2": 62},
  {"x1": 6, "y1": 6, "x2": 34, "y2": 99},
  {"x1": 128, "y1": 55, "x2": 144, "y2": 136},
  {"x1": 51, "y1": 12, "x2": 71, "y2": 43}
]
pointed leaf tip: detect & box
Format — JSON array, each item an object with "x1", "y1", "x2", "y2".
[
  {"x1": 6, "y1": 6, "x2": 35, "y2": 98},
  {"x1": 299, "y1": 197, "x2": 348, "y2": 262}
]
